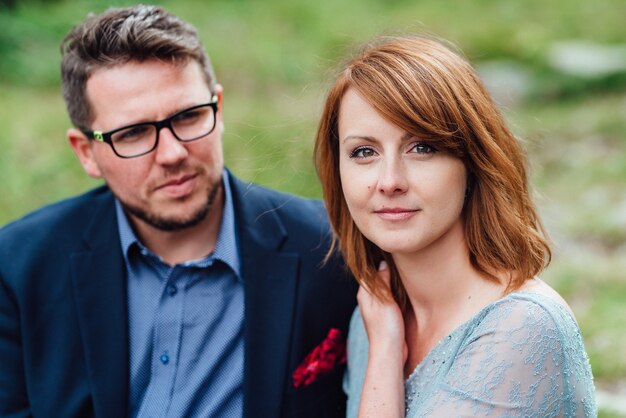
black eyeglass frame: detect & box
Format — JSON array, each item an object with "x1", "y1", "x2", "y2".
[{"x1": 82, "y1": 94, "x2": 219, "y2": 158}]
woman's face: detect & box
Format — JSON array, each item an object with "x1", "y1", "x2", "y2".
[{"x1": 338, "y1": 88, "x2": 468, "y2": 256}]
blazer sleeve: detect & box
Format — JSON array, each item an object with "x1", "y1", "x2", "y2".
[{"x1": 0, "y1": 271, "x2": 31, "y2": 417}]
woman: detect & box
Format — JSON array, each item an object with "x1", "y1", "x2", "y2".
[{"x1": 314, "y1": 36, "x2": 596, "y2": 417}]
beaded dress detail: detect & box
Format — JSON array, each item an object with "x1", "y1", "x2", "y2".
[{"x1": 343, "y1": 292, "x2": 597, "y2": 417}]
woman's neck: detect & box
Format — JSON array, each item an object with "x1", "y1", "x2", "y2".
[
  {"x1": 393, "y1": 220, "x2": 506, "y2": 372},
  {"x1": 393, "y1": 221, "x2": 490, "y2": 311}
]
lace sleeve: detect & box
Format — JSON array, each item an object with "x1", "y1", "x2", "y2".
[
  {"x1": 343, "y1": 307, "x2": 368, "y2": 418},
  {"x1": 415, "y1": 295, "x2": 596, "y2": 418}
]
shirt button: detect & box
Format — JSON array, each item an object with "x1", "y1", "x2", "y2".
[
  {"x1": 160, "y1": 353, "x2": 169, "y2": 365},
  {"x1": 167, "y1": 285, "x2": 177, "y2": 296}
]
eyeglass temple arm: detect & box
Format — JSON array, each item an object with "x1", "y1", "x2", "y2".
[{"x1": 91, "y1": 131, "x2": 105, "y2": 142}]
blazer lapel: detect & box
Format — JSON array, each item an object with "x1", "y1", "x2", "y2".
[
  {"x1": 70, "y1": 193, "x2": 128, "y2": 417},
  {"x1": 230, "y1": 176, "x2": 300, "y2": 418}
]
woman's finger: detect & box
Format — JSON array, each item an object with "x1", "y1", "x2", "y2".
[{"x1": 377, "y1": 260, "x2": 390, "y2": 289}]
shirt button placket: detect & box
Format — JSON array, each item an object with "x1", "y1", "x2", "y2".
[
  {"x1": 167, "y1": 284, "x2": 178, "y2": 297},
  {"x1": 143, "y1": 270, "x2": 183, "y2": 415}
]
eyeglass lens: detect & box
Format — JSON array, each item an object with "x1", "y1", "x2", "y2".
[{"x1": 110, "y1": 104, "x2": 215, "y2": 157}]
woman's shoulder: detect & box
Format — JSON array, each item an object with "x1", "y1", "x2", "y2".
[
  {"x1": 474, "y1": 278, "x2": 580, "y2": 337},
  {"x1": 515, "y1": 277, "x2": 576, "y2": 315},
  {"x1": 446, "y1": 282, "x2": 597, "y2": 417},
  {"x1": 457, "y1": 278, "x2": 593, "y2": 378}
]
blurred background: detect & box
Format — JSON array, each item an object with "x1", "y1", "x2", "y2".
[{"x1": 1, "y1": 0, "x2": 625, "y2": 415}]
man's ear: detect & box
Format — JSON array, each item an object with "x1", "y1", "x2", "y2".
[
  {"x1": 67, "y1": 128, "x2": 102, "y2": 178},
  {"x1": 214, "y1": 83, "x2": 223, "y2": 107},
  {"x1": 214, "y1": 84, "x2": 224, "y2": 134}
]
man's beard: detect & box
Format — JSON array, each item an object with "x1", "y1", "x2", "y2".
[{"x1": 120, "y1": 179, "x2": 222, "y2": 232}]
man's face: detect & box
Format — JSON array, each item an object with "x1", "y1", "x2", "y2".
[{"x1": 69, "y1": 59, "x2": 224, "y2": 232}]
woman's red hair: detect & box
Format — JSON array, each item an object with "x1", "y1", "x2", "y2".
[{"x1": 314, "y1": 35, "x2": 551, "y2": 306}]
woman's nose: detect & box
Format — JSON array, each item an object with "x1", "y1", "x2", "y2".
[{"x1": 377, "y1": 157, "x2": 408, "y2": 195}]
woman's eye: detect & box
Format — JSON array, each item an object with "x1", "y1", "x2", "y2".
[
  {"x1": 410, "y1": 142, "x2": 436, "y2": 154},
  {"x1": 349, "y1": 146, "x2": 376, "y2": 159}
]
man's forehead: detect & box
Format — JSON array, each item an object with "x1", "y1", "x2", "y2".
[{"x1": 85, "y1": 59, "x2": 211, "y2": 127}]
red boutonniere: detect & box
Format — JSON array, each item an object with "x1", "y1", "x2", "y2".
[{"x1": 293, "y1": 328, "x2": 347, "y2": 388}]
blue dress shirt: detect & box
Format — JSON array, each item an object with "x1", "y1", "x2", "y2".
[{"x1": 116, "y1": 170, "x2": 243, "y2": 418}]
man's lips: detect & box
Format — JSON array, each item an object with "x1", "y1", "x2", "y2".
[
  {"x1": 154, "y1": 174, "x2": 197, "y2": 197},
  {"x1": 373, "y1": 207, "x2": 420, "y2": 221},
  {"x1": 157, "y1": 174, "x2": 196, "y2": 188}
]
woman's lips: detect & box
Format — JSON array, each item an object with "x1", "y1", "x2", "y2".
[{"x1": 374, "y1": 207, "x2": 420, "y2": 221}]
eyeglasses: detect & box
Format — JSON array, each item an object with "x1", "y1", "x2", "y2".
[{"x1": 82, "y1": 95, "x2": 219, "y2": 158}]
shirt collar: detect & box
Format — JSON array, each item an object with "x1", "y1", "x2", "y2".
[{"x1": 115, "y1": 169, "x2": 241, "y2": 278}]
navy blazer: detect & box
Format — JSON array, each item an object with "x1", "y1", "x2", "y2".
[{"x1": 0, "y1": 173, "x2": 357, "y2": 418}]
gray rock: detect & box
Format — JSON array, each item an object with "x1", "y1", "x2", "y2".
[
  {"x1": 548, "y1": 41, "x2": 626, "y2": 77},
  {"x1": 476, "y1": 60, "x2": 532, "y2": 107}
]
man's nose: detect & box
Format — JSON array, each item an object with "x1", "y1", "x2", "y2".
[{"x1": 154, "y1": 127, "x2": 188, "y2": 165}]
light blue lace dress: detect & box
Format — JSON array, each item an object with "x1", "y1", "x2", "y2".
[{"x1": 344, "y1": 292, "x2": 597, "y2": 417}]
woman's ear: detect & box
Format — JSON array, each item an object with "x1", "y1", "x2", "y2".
[{"x1": 67, "y1": 128, "x2": 103, "y2": 178}]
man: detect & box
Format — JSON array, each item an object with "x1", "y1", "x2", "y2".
[{"x1": 0, "y1": 5, "x2": 357, "y2": 417}]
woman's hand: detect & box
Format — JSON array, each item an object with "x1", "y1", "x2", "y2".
[
  {"x1": 357, "y1": 261, "x2": 407, "y2": 362},
  {"x1": 356, "y1": 261, "x2": 406, "y2": 418}
]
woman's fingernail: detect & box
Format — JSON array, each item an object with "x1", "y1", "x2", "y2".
[{"x1": 378, "y1": 260, "x2": 388, "y2": 271}]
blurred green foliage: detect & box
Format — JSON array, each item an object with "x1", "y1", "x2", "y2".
[{"x1": 1, "y1": 0, "x2": 625, "y2": 411}]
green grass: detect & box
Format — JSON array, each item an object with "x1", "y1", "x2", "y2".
[
  {"x1": 544, "y1": 257, "x2": 626, "y2": 382},
  {"x1": 599, "y1": 409, "x2": 625, "y2": 418},
  {"x1": 511, "y1": 92, "x2": 626, "y2": 387},
  {"x1": 511, "y1": 94, "x2": 626, "y2": 249},
  {"x1": 0, "y1": 84, "x2": 93, "y2": 223},
  {"x1": 1, "y1": 0, "x2": 626, "y2": 397}
]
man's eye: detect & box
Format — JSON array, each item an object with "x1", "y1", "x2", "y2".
[
  {"x1": 174, "y1": 107, "x2": 209, "y2": 125},
  {"x1": 113, "y1": 125, "x2": 152, "y2": 143},
  {"x1": 410, "y1": 142, "x2": 436, "y2": 154},
  {"x1": 349, "y1": 147, "x2": 376, "y2": 159},
  {"x1": 175, "y1": 110, "x2": 201, "y2": 123}
]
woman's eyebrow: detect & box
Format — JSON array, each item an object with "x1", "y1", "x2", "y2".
[
  {"x1": 400, "y1": 132, "x2": 416, "y2": 142},
  {"x1": 342, "y1": 132, "x2": 415, "y2": 144},
  {"x1": 341, "y1": 134, "x2": 377, "y2": 144}
]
